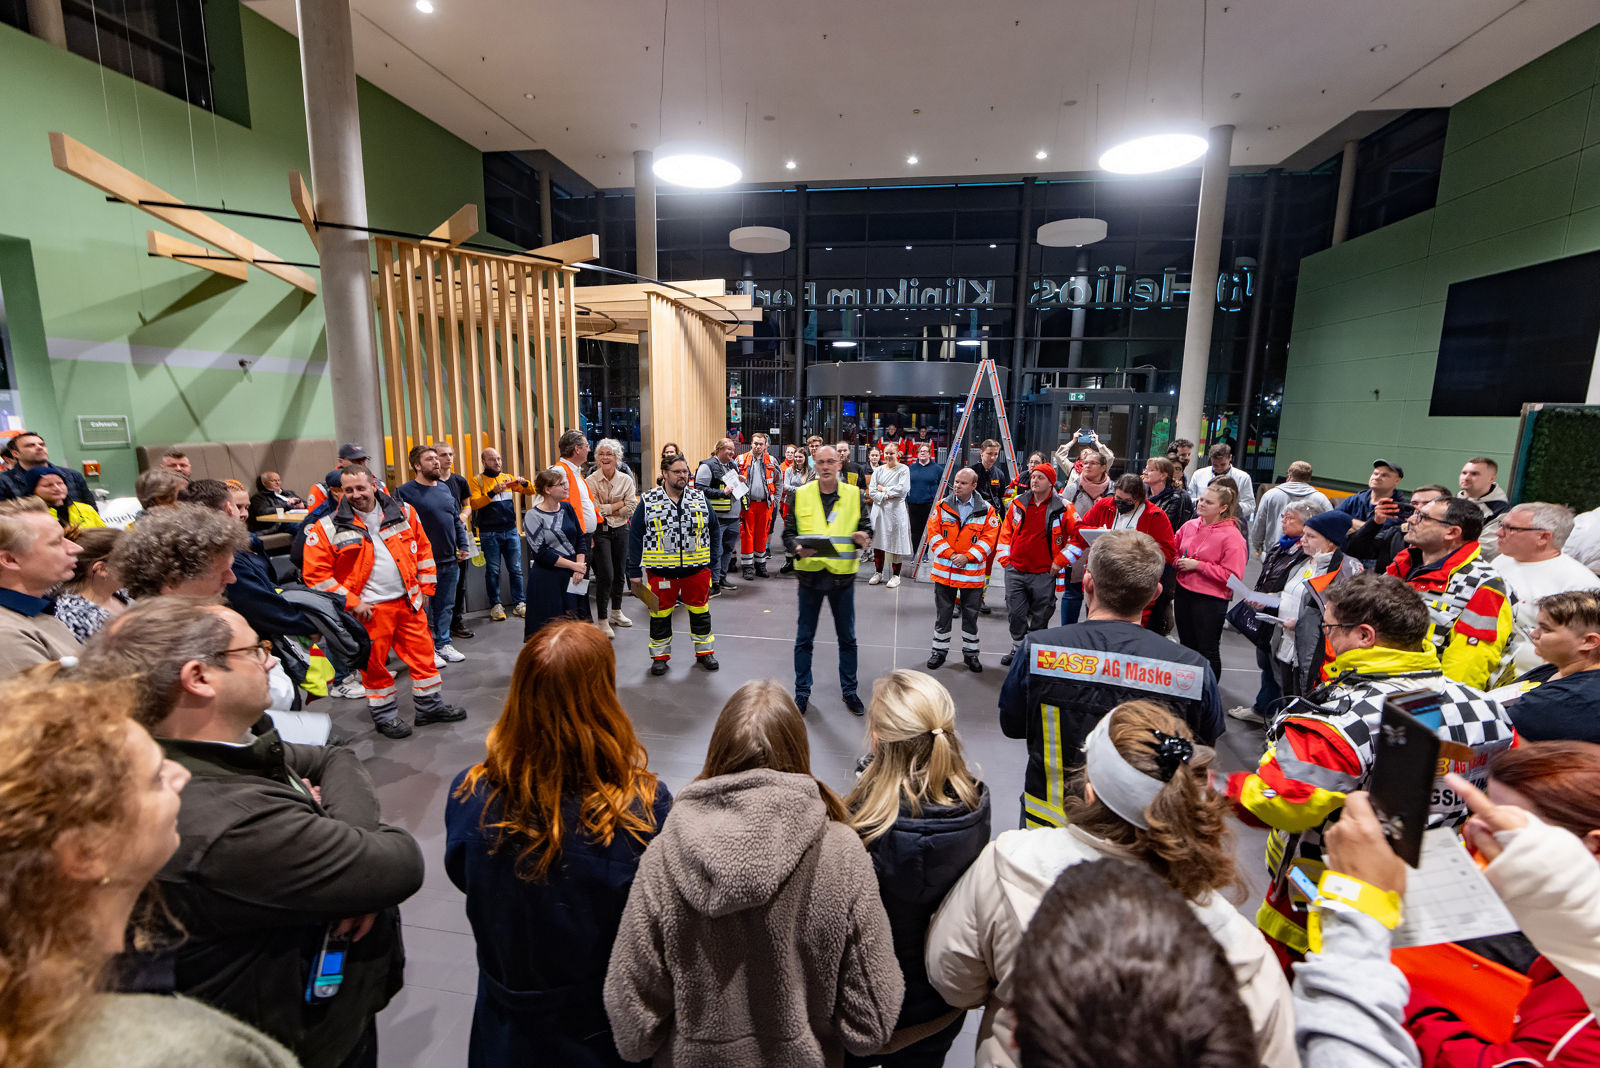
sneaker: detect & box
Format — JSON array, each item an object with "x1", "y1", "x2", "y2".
[
  {"x1": 439, "y1": 644, "x2": 466, "y2": 664},
  {"x1": 599, "y1": 618, "x2": 615, "y2": 638},
  {"x1": 451, "y1": 623, "x2": 475, "y2": 640},
  {"x1": 964, "y1": 654, "x2": 984, "y2": 673},
  {"x1": 886, "y1": 575, "x2": 901, "y2": 589},
  {"x1": 415, "y1": 703, "x2": 468, "y2": 726},
  {"x1": 1001, "y1": 651, "x2": 1014, "y2": 667},
  {"x1": 927, "y1": 651, "x2": 947, "y2": 670},
  {"x1": 698, "y1": 654, "x2": 720, "y2": 672},
  {"x1": 720, "y1": 576, "x2": 739, "y2": 591},
  {"x1": 328, "y1": 676, "x2": 366, "y2": 700},
  {"x1": 779, "y1": 560, "x2": 794, "y2": 575},
  {"x1": 708, "y1": 582, "x2": 724, "y2": 598},
  {"x1": 374, "y1": 719, "x2": 412, "y2": 739},
  {"x1": 650, "y1": 659, "x2": 670, "y2": 677},
  {"x1": 1227, "y1": 705, "x2": 1266, "y2": 727},
  {"x1": 512, "y1": 602, "x2": 526, "y2": 618},
  {"x1": 844, "y1": 694, "x2": 865, "y2": 717},
  {"x1": 489, "y1": 603, "x2": 507, "y2": 622},
  {"x1": 434, "y1": 652, "x2": 447, "y2": 669},
  {"x1": 868, "y1": 572, "x2": 883, "y2": 585},
  {"x1": 610, "y1": 609, "x2": 633, "y2": 628}
]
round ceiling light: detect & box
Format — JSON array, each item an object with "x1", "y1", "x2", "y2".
[
  {"x1": 1098, "y1": 132, "x2": 1208, "y2": 174},
  {"x1": 729, "y1": 226, "x2": 791, "y2": 254},
  {"x1": 652, "y1": 147, "x2": 742, "y2": 188},
  {"x1": 1036, "y1": 218, "x2": 1109, "y2": 247}
]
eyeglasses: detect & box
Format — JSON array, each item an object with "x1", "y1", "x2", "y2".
[
  {"x1": 220, "y1": 639, "x2": 274, "y2": 668},
  {"x1": 1408, "y1": 511, "x2": 1452, "y2": 527},
  {"x1": 1324, "y1": 622, "x2": 1366, "y2": 632},
  {"x1": 1496, "y1": 524, "x2": 1547, "y2": 535}
]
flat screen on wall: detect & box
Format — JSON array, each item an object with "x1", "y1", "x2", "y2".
[{"x1": 1429, "y1": 250, "x2": 1600, "y2": 417}]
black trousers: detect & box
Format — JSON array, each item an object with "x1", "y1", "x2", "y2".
[
  {"x1": 452, "y1": 558, "x2": 469, "y2": 620},
  {"x1": 590, "y1": 524, "x2": 628, "y2": 613},
  {"x1": 1175, "y1": 586, "x2": 1229, "y2": 681},
  {"x1": 906, "y1": 500, "x2": 933, "y2": 553}
]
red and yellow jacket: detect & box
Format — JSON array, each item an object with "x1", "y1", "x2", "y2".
[
  {"x1": 1387, "y1": 541, "x2": 1517, "y2": 691},
  {"x1": 924, "y1": 493, "x2": 1001, "y2": 588},
  {"x1": 302, "y1": 491, "x2": 436, "y2": 611}
]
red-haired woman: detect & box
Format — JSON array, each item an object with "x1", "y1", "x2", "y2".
[{"x1": 446, "y1": 620, "x2": 670, "y2": 1067}]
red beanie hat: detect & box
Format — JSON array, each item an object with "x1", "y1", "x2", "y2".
[{"x1": 1032, "y1": 462, "x2": 1058, "y2": 484}]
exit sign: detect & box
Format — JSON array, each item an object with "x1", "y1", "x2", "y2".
[{"x1": 1067, "y1": 391, "x2": 1088, "y2": 402}]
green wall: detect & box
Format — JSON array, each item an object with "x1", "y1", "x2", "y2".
[
  {"x1": 0, "y1": 7, "x2": 486, "y2": 492},
  {"x1": 1277, "y1": 25, "x2": 1600, "y2": 490}
]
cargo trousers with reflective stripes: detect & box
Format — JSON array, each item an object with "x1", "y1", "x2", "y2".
[
  {"x1": 1022, "y1": 700, "x2": 1072, "y2": 828},
  {"x1": 932, "y1": 583, "x2": 981, "y2": 656},
  {"x1": 360, "y1": 597, "x2": 445, "y2": 724},
  {"x1": 645, "y1": 569, "x2": 714, "y2": 661},
  {"x1": 740, "y1": 500, "x2": 775, "y2": 570}
]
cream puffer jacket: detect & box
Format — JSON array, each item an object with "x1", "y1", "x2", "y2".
[{"x1": 924, "y1": 825, "x2": 1300, "y2": 1068}]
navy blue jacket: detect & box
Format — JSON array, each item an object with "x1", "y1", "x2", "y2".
[
  {"x1": 861, "y1": 784, "x2": 991, "y2": 1032},
  {"x1": 228, "y1": 536, "x2": 313, "y2": 638},
  {"x1": 1509, "y1": 664, "x2": 1600, "y2": 744},
  {"x1": 1335, "y1": 487, "x2": 1410, "y2": 526},
  {"x1": 445, "y1": 772, "x2": 672, "y2": 1068},
  {"x1": 906, "y1": 460, "x2": 943, "y2": 505}
]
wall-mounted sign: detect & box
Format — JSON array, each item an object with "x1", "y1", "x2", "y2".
[
  {"x1": 736, "y1": 265, "x2": 1254, "y2": 314},
  {"x1": 77, "y1": 414, "x2": 130, "y2": 448}
]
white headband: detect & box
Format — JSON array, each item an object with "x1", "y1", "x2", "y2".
[{"x1": 1083, "y1": 715, "x2": 1165, "y2": 829}]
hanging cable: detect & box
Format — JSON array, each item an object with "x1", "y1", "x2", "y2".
[
  {"x1": 118, "y1": 0, "x2": 152, "y2": 180},
  {"x1": 172, "y1": 2, "x2": 201, "y2": 200},
  {"x1": 193, "y1": 0, "x2": 226, "y2": 206}
]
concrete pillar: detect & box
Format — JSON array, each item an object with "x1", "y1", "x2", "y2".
[
  {"x1": 294, "y1": 0, "x2": 383, "y2": 462},
  {"x1": 25, "y1": 0, "x2": 66, "y2": 47},
  {"x1": 539, "y1": 167, "x2": 554, "y2": 247},
  {"x1": 1331, "y1": 139, "x2": 1359, "y2": 246},
  {"x1": 633, "y1": 150, "x2": 657, "y2": 280},
  {"x1": 1173, "y1": 124, "x2": 1234, "y2": 470}
]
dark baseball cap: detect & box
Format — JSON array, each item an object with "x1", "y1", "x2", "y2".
[
  {"x1": 1372, "y1": 458, "x2": 1404, "y2": 478},
  {"x1": 338, "y1": 443, "x2": 368, "y2": 461}
]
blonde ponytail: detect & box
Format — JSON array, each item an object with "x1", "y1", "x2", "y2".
[{"x1": 844, "y1": 670, "x2": 982, "y2": 843}]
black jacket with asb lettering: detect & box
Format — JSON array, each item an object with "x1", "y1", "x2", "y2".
[{"x1": 998, "y1": 619, "x2": 1223, "y2": 828}]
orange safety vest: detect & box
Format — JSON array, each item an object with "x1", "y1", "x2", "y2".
[
  {"x1": 302, "y1": 493, "x2": 436, "y2": 611},
  {"x1": 736, "y1": 451, "x2": 781, "y2": 500}
]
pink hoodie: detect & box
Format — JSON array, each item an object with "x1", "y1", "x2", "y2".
[{"x1": 1174, "y1": 517, "x2": 1247, "y2": 600}]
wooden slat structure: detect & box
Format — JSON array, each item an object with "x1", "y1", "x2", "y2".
[{"x1": 371, "y1": 237, "x2": 586, "y2": 489}]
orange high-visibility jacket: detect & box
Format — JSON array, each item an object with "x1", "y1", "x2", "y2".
[
  {"x1": 302, "y1": 491, "x2": 436, "y2": 611},
  {"x1": 924, "y1": 494, "x2": 1001, "y2": 588},
  {"x1": 736, "y1": 450, "x2": 781, "y2": 499}
]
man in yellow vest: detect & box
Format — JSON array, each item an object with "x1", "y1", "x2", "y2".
[{"x1": 783, "y1": 445, "x2": 873, "y2": 716}]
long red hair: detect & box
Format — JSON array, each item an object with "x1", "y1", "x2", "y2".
[
  {"x1": 1490, "y1": 741, "x2": 1600, "y2": 837},
  {"x1": 454, "y1": 619, "x2": 659, "y2": 880}
]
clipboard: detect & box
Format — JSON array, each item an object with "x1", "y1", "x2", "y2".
[
  {"x1": 796, "y1": 536, "x2": 839, "y2": 557},
  {"x1": 629, "y1": 579, "x2": 660, "y2": 612}
]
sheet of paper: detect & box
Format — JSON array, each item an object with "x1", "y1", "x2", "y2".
[
  {"x1": 1227, "y1": 573, "x2": 1280, "y2": 607},
  {"x1": 570, "y1": 576, "x2": 591, "y2": 595},
  {"x1": 1252, "y1": 613, "x2": 1287, "y2": 625},
  {"x1": 722, "y1": 471, "x2": 748, "y2": 497},
  {"x1": 266, "y1": 709, "x2": 332, "y2": 747},
  {"x1": 1079, "y1": 527, "x2": 1110, "y2": 544},
  {"x1": 1484, "y1": 682, "x2": 1529, "y2": 704},
  {"x1": 1388, "y1": 827, "x2": 1519, "y2": 948}
]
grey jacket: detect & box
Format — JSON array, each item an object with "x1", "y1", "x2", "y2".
[
  {"x1": 1252, "y1": 480, "x2": 1333, "y2": 554},
  {"x1": 604, "y1": 768, "x2": 903, "y2": 1066},
  {"x1": 51, "y1": 994, "x2": 300, "y2": 1068},
  {"x1": 1294, "y1": 909, "x2": 1420, "y2": 1067}
]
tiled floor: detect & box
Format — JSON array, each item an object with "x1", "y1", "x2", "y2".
[{"x1": 320, "y1": 562, "x2": 1272, "y2": 1068}]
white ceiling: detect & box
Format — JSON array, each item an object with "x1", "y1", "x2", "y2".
[{"x1": 246, "y1": 0, "x2": 1600, "y2": 188}]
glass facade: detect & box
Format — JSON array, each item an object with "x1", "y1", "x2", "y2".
[{"x1": 488, "y1": 110, "x2": 1444, "y2": 478}]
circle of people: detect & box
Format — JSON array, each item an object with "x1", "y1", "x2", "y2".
[{"x1": 3, "y1": 425, "x2": 1600, "y2": 1066}]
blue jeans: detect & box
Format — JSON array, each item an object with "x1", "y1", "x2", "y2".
[
  {"x1": 481, "y1": 528, "x2": 524, "y2": 606},
  {"x1": 1059, "y1": 582, "x2": 1085, "y2": 626},
  {"x1": 427, "y1": 558, "x2": 459, "y2": 647},
  {"x1": 794, "y1": 582, "x2": 858, "y2": 701}
]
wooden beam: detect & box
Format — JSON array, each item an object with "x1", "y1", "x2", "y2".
[
  {"x1": 288, "y1": 171, "x2": 318, "y2": 250},
  {"x1": 523, "y1": 233, "x2": 598, "y2": 266},
  {"x1": 146, "y1": 230, "x2": 248, "y2": 281},
  {"x1": 570, "y1": 279, "x2": 727, "y2": 303},
  {"x1": 428, "y1": 204, "x2": 479, "y2": 249},
  {"x1": 50, "y1": 132, "x2": 316, "y2": 294}
]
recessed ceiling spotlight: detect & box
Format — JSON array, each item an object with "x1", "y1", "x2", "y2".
[
  {"x1": 1035, "y1": 150, "x2": 1049, "y2": 160},
  {"x1": 415, "y1": 0, "x2": 433, "y2": 12},
  {"x1": 522, "y1": 92, "x2": 535, "y2": 100},
  {"x1": 785, "y1": 160, "x2": 797, "y2": 170},
  {"x1": 989, "y1": 243, "x2": 997, "y2": 249},
  {"x1": 763, "y1": 114, "x2": 777, "y2": 121},
  {"x1": 904, "y1": 245, "x2": 913, "y2": 250},
  {"x1": 906, "y1": 154, "x2": 919, "y2": 165},
  {"x1": 1370, "y1": 43, "x2": 1387, "y2": 52},
  {"x1": 825, "y1": 246, "x2": 833, "y2": 251}
]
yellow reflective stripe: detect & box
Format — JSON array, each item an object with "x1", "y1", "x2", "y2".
[
  {"x1": 1256, "y1": 898, "x2": 1311, "y2": 955},
  {"x1": 1041, "y1": 703, "x2": 1066, "y2": 813},
  {"x1": 1023, "y1": 793, "x2": 1065, "y2": 828},
  {"x1": 1236, "y1": 772, "x2": 1346, "y2": 834}
]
